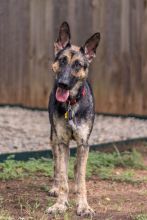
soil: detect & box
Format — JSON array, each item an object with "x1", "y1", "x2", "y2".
[{"x1": 0, "y1": 170, "x2": 147, "y2": 220}]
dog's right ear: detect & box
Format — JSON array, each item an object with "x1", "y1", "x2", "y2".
[
  {"x1": 81, "y1": 32, "x2": 100, "y2": 63},
  {"x1": 54, "y1": 22, "x2": 71, "y2": 56}
]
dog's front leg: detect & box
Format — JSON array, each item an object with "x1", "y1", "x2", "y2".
[
  {"x1": 47, "y1": 143, "x2": 69, "y2": 214},
  {"x1": 49, "y1": 142, "x2": 60, "y2": 197},
  {"x1": 76, "y1": 145, "x2": 95, "y2": 217}
]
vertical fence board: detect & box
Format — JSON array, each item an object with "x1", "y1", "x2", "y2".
[{"x1": 0, "y1": 0, "x2": 30, "y2": 105}]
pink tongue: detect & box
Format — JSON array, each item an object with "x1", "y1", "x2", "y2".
[{"x1": 56, "y1": 87, "x2": 69, "y2": 102}]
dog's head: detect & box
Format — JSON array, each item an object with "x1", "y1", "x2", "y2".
[{"x1": 52, "y1": 22, "x2": 100, "y2": 103}]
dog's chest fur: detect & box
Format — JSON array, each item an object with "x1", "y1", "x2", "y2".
[{"x1": 49, "y1": 80, "x2": 95, "y2": 146}]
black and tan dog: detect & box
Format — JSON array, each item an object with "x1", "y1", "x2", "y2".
[{"x1": 47, "y1": 22, "x2": 100, "y2": 217}]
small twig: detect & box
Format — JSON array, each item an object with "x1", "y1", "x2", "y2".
[{"x1": 113, "y1": 144, "x2": 126, "y2": 167}]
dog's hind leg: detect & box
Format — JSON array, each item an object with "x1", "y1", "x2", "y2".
[
  {"x1": 75, "y1": 145, "x2": 95, "y2": 217},
  {"x1": 47, "y1": 143, "x2": 69, "y2": 214}
]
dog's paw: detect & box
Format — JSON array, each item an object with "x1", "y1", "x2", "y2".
[
  {"x1": 46, "y1": 201, "x2": 68, "y2": 214},
  {"x1": 48, "y1": 187, "x2": 59, "y2": 197},
  {"x1": 76, "y1": 202, "x2": 95, "y2": 217}
]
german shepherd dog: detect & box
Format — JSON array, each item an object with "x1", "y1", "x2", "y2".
[{"x1": 47, "y1": 22, "x2": 100, "y2": 217}]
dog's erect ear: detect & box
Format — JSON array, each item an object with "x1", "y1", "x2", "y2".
[
  {"x1": 54, "y1": 22, "x2": 71, "y2": 55},
  {"x1": 81, "y1": 33, "x2": 100, "y2": 63}
]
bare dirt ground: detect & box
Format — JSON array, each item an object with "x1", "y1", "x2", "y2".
[
  {"x1": 0, "y1": 106, "x2": 147, "y2": 154},
  {"x1": 0, "y1": 173, "x2": 147, "y2": 220}
]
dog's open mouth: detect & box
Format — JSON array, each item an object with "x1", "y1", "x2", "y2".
[{"x1": 56, "y1": 87, "x2": 69, "y2": 102}]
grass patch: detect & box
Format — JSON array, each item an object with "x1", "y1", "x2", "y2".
[
  {"x1": 87, "y1": 149, "x2": 146, "y2": 170},
  {"x1": 0, "y1": 149, "x2": 146, "y2": 183},
  {"x1": 133, "y1": 213, "x2": 147, "y2": 220},
  {"x1": 87, "y1": 149, "x2": 147, "y2": 183},
  {"x1": 0, "y1": 155, "x2": 53, "y2": 180},
  {"x1": 0, "y1": 209, "x2": 13, "y2": 220}
]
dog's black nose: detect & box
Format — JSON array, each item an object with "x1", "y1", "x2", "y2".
[{"x1": 58, "y1": 82, "x2": 69, "y2": 90}]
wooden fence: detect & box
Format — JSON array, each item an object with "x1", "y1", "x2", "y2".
[{"x1": 0, "y1": 0, "x2": 147, "y2": 115}]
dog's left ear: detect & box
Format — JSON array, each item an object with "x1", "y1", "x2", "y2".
[
  {"x1": 81, "y1": 33, "x2": 100, "y2": 63},
  {"x1": 54, "y1": 21, "x2": 71, "y2": 55}
]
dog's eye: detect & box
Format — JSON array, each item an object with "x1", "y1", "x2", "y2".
[
  {"x1": 59, "y1": 56, "x2": 67, "y2": 66},
  {"x1": 72, "y1": 60, "x2": 82, "y2": 71}
]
